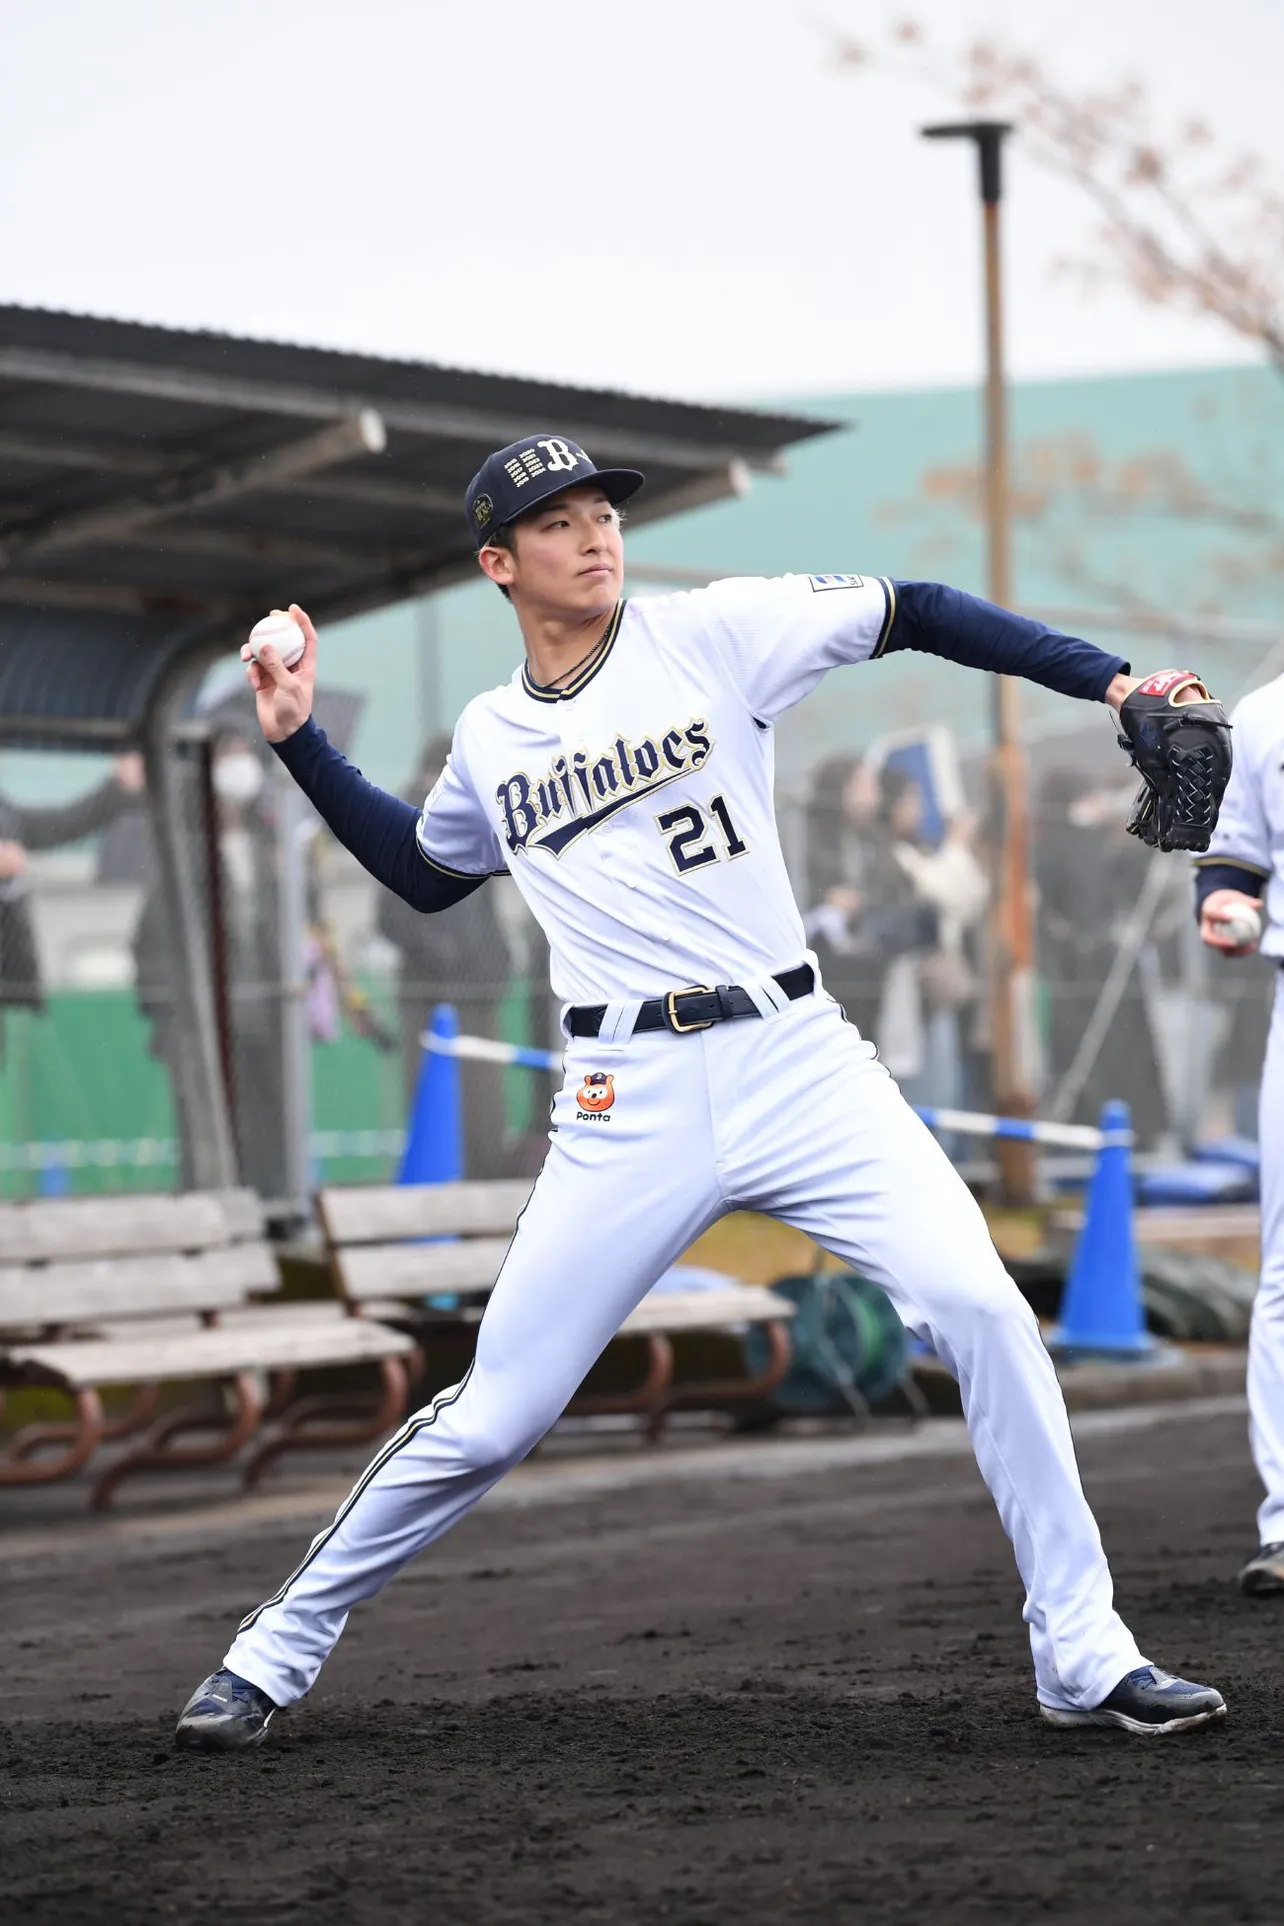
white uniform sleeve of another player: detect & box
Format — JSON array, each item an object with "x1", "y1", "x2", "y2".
[
  {"x1": 415, "y1": 729, "x2": 507, "y2": 880},
  {"x1": 1201, "y1": 692, "x2": 1272, "y2": 884},
  {"x1": 693, "y1": 574, "x2": 895, "y2": 723}
]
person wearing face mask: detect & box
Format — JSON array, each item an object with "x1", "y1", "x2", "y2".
[
  {"x1": 0, "y1": 753, "x2": 145, "y2": 1062},
  {"x1": 212, "y1": 743, "x2": 265, "y2": 807}
]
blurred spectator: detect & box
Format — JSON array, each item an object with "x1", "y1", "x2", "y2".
[
  {"x1": 377, "y1": 734, "x2": 514, "y2": 1180},
  {"x1": 804, "y1": 755, "x2": 981, "y2": 1084},
  {"x1": 873, "y1": 770, "x2": 988, "y2": 1111},
  {"x1": 805, "y1": 753, "x2": 879, "y2": 913},
  {"x1": 803, "y1": 754, "x2": 899, "y2": 1039},
  {"x1": 0, "y1": 753, "x2": 144, "y2": 1057}
]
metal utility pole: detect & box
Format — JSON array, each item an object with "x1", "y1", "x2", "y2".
[{"x1": 923, "y1": 119, "x2": 1037, "y2": 1205}]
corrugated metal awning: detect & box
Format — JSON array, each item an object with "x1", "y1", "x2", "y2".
[{"x1": 0, "y1": 307, "x2": 835, "y2": 748}]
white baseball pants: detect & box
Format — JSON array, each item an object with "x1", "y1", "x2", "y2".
[
  {"x1": 1251, "y1": 972, "x2": 1284, "y2": 1544},
  {"x1": 227, "y1": 992, "x2": 1143, "y2": 1712}
]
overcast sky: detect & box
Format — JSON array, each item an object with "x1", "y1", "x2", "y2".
[{"x1": 1, "y1": 0, "x2": 1280, "y2": 402}]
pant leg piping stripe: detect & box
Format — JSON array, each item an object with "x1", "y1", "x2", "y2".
[
  {"x1": 234, "y1": 1173, "x2": 545, "y2": 1637},
  {"x1": 234, "y1": 1365, "x2": 475, "y2": 1633}
]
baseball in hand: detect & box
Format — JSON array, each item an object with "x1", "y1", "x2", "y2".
[
  {"x1": 247, "y1": 610, "x2": 305, "y2": 670},
  {"x1": 1216, "y1": 904, "x2": 1262, "y2": 949}
]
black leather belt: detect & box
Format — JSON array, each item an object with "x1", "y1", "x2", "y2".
[{"x1": 567, "y1": 963, "x2": 815, "y2": 1040}]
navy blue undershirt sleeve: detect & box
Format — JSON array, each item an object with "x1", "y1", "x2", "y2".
[
  {"x1": 271, "y1": 717, "x2": 486, "y2": 913},
  {"x1": 886, "y1": 582, "x2": 1128, "y2": 702},
  {"x1": 1192, "y1": 859, "x2": 1269, "y2": 916}
]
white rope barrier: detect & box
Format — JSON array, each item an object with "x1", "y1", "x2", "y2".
[{"x1": 421, "y1": 1029, "x2": 1119, "y2": 1151}]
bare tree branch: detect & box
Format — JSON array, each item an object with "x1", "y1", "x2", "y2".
[
  {"x1": 832, "y1": 24, "x2": 1284, "y2": 371},
  {"x1": 879, "y1": 431, "x2": 1284, "y2": 615}
]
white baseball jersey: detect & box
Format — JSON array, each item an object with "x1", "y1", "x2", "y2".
[
  {"x1": 1200, "y1": 677, "x2": 1284, "y2": 958},
  {"x1": 414, "y1": 574, "x2": 895, "y2": 1005}
]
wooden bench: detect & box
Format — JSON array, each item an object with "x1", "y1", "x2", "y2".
[
  {"x1": 316, "y1": 1181, "x2": 795, "y2": 1440},
  {"x1": 0, "y1": 1189, "x2": 417, "y2": 1506}
]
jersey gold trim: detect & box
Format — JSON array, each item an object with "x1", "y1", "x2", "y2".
[
  {"x1": 414, "y1": 837, "x2": 503, "y2": 882},
  {"x1": 521, "y1": 600, "x2": 626, "y2": 704},
  {"x1": 1192, "y1": 853, "x2": 1271, "y2": 877},
  {"x1": 871, "y1": 577, "x2": 897, "y2": 658}
]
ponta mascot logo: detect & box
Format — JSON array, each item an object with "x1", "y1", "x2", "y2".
[{"x1": 576, "y1": 1071, "x2": 615, "y2": 1119}]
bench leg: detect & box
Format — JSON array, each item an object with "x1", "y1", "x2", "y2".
[
  {"x1": 262, "y1": 1369, "x2": 299, "y2": 1422},
  {"x1": 4, "y1": 1383, "x2": 162, "y2": 1464},
  {"x1": 653, "y1": 1317, "x2": 796, "y2": 1436},
  {"x1": 568, "y1": 1333, "x2": 674, "y2": 1443},
  {"x1": 242, "y1": 1355, "x2": 412, "y2": 1490},
  {"x1": 90, "y1": 1371, "x2": 265, "y2": 1510},
  {"x1": 0, "y1": 1388, "x2": 106, "y2": 1485}
]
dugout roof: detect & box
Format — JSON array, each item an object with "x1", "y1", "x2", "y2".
[{"x1": 0, "y1": 306, "x2": 834, "y2": 750}]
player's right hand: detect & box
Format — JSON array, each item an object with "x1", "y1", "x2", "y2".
[
  {"x1": 1199, "y1": 886, "x2": 1263, "y2": 956},
  {"x1": 241, "y1": 603, "x2": 317, "y2": 744}
]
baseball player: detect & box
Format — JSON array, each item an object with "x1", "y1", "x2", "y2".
[
  {"x1": 177, "y1": 433, "x2": 1228, "y2": 1750},
  {"x1": 1196, "y1": 680, "x2": 1284, "y2": 1592}
]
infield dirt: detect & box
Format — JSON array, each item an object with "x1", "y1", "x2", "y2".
[{"x1": 3, "y1": 1401, "x2": 1280, "y2": 1924}]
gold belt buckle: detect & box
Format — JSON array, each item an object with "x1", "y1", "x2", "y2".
[{"x1": 664, "y1": 984, "x2": 714, "y2": 1034}]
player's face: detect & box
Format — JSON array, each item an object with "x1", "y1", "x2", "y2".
[{"x1": 482, "y1": 485, "x2": 623, "y2": 617}]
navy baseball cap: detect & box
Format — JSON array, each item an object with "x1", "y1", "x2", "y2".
[{"x1": 465, "y1": 433, "x2": 644, "y2": 548}]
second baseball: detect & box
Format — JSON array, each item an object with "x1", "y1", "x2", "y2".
[
  {"x1": 247, "y1": 611, "x2": 305, "y2": 669},
  {"x1": 1217, "y1": 905, "x2": 1262, "y2": 948}
]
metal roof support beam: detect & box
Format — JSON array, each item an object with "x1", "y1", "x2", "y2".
[
  {"x1": 0, "y1": 346, "x2": 785, "y2": 473},
  {"x1": 0, "y1": 576, "x2": 236, "y2": 616},
  {"x1": 0, "y1": 408, "x2": 387, "y2": 572},
  {"x1": 0, "y1": 430, "x2": 168, "y2": 476},
  {"x1": 0, "y1": 714, "x2": 137, "y2": 746},
  {"x1": 119, "y1": 521, "x2": 398, "y2": 574},
  {"x1": 174, "y1": 555, "x2": 480, "y2": 657},
  {"x1": 624, "y1": 459, "x2": 752, "y2": 528},
  {"x1": 302, "y1": 475, "x2": 463, "y2": 516}
]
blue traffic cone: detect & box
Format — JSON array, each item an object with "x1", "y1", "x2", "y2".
[
  {"x1": 398, "y1": 1002, "x2": 463, "y2": 1186},
  {"x1": 38, "y1": 1153, "x2": 70, "y2": 1198},
  {"x1": 1048, "y1": 1100, "x2": 1154, "y2": 1357}
]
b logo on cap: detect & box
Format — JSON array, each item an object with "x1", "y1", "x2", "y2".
[
  {"x1": 538, "y1": 437, "x2": 582, "y2": 473},
  {"x1": 473, "y1": 493, "x2": 494, "y2": 529}
]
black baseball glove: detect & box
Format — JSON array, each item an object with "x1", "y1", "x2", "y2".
[{"x1": 1116, "y1": 671, "x2": 1232, "y2": 852}]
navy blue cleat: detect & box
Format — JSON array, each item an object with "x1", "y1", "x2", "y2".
[
  {"x1": 1238, "y1": 1542, "x2": 1284, "y2": 1595},
  {"x1": 1041, "y1": 1665, "x2": 1226, "y2": 1736},
  {"x1": 175, "y1": 1669, "x2": 279, "y2": 1753}
]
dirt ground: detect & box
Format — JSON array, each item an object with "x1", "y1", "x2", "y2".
[{"x1": 3, "y1": 1399, "x2": 1282, "y2": 1925}]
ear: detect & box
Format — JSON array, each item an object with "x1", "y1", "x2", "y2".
[{"x1": 477, "y1": 544, "x2": 515, "y2": 590}]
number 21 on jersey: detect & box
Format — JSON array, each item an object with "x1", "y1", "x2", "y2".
[{"x1": 656, "y1": 795, "x2": 748, "y2": 874}]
